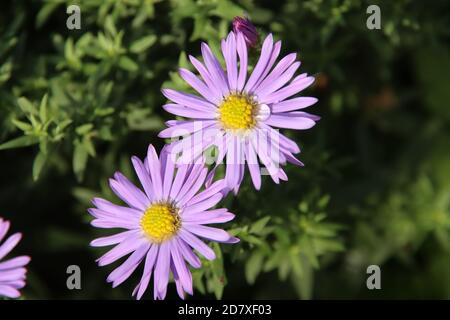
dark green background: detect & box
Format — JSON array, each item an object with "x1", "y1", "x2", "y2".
[{"x1": 1, "y1": 0, "x2": 450, "y2": 299}]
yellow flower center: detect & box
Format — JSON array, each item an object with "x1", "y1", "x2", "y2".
[
  {"x1": 140, "y1": 203, "x2": 181, "y2": 243},
  {"x1": 218, "y1": 94, "x2": 259, "y2": 130}
]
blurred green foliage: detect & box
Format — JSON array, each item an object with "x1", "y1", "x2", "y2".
[{"x1": 1, "y1": 0, "x2": 450, "y2": 299}]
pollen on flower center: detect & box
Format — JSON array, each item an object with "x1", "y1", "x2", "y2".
[
  {"x1": 218, "y1": 94, "x2": 259, "y2": 130},
  {"x1": 141, "y1": 203, "x2": 181, "y2": 243}
]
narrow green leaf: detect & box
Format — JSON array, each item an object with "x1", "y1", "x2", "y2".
[
  {"x1": 245, "y1": 252, "x2": 264, "y2": 284},
  {"x1": 17, "y1": 97, "x2": 37, "y2": 115},
  {"x1": 129, "y1": 35, "x2": 157, "y2": 53},
  {"x1": 0, "y1": 136, "x2": 39, "y2": 150},
  {"x1": 118, "y1": 56, "x2": 138, "y2": 72},
  {"x1": 32, "y1": 151, "x2": 47, "y2": 181},
  {"x1": 12, "y1": 119, "x2": 32, "y2": 132},
  {"x1": 250, "y1": 216, "x2": 271, "y2": 234},
  {"x1": 76, "y1": 124, "x2": 93, "y2": 135},
  {"x1": 73, "y1": 140, "x2": 88, "y2": 182},
  {"x1": 39, "y1": 94, "x2": 48, "y2": 122}
]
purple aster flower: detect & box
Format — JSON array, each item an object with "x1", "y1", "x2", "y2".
[
  {"x1": 232, "y1": 16, "x2": 259, "y2": 47},
  {"x1": 89, "y1": 145, "x2": 237, "y2": 300},
  {"x1": 159, "y1": 32, "x2": 319, "y2": 192},
  {"x1": 0, "y1": 217, "x2": 30, "y2": 299}
]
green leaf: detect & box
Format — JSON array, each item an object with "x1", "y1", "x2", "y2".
[
  {"x1": 245, "y1": 252, "x2": 264, "y2": 284},
  {"x1": 76, "y1": 124, "x2": 93, "y2": 135},
  {"x1": 130, "y1": 35, "x2": 157, "y2": 53},
  {"x1": 39, "y1": 94, "x2": 48, "y2": 122},
  {"x1": 0, "y1": 136, "x2": 39, "y2": 150},
  {"x1": 17, "y1": 97, "x2": 37, "y2": 115},
  {"x1": 12, "y1": 119, "x2": 32, "y2": 132},
  {"x1": 250, "y1": 216, "x2": 271, "y2": 234},
  {"x1": 32, "y1": 151, "x2": 47, "y2": 181},
  {"x1": 118, "y1": 56, "x2": 138, "y2": 72},
  {"x1": 73, "y1": 140, "x2": 88, "y2": 182}
]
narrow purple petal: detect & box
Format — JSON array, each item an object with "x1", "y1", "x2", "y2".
[
  {"x1": 162, "y1": 89, "x2": 216, "y2": 112},
  {"x1": 182, "y1": 193, "x2": 223, "y2": 216},
  {"x1": 90, "y1": 230, "x2": 137, "y2": 247},
  {"x1": 170, "y1": 240, "x2": 193, "y2": 295},
  {"x1": 163, "y1": 104, "x2": 216, "y2": 119},
  {"x1": 0, "y1": 285, "x2": 20, "y2": 298},
  {"x1": 263, "y1": 76, "x2": 315, "y2": 104},
  {"x1": 254, "y1": 52, "x2": 296, "y2": 92},
  {"x1": 244, "y1": 141, "x2": 261, "y2": 190},
  {"x1": 265, "y1": 114, "x2": 316, "y2": 130},
  {"x1": 158, "y1": 120, "x2": 216, "y2": 138},
  {"x1": 184, "y1": 225, "x2": 231, "y2": 242},
  {"x1": 201, "y1": 43, "x2": 229, "y2": 97},
  {"x1": 244, "y1": 34, "x2": 274, "y2": 93},
  {"x1": 154, "y1": 242, "x2": 170, "y2": 295},
  {"x1": 135, "y1": 244, "x2": 159, "y2": 300},
  {"x1": 236, "y1": 32, "x2": 248, "y2": 91},
  {"x1": 176, "y1": 238, "x2": 201, "y2": 268},
  {"x1": 178, "y1": 229, "x2": 215, "y2": 260},
  {"x1": 0, "y1": 233, "x2": 22, "y2": 261},
  {"x1": 0, "y1": 256, "x2": 30, "y2": 271},
  {"x1": 179, "y1": 68, "x2": 220, "y2": 104},
  {"x1": 131, "y1": 156, "x2": 155, "y2": 201},
  {"x1": 222, "y1": 32, "x2": 238, "y2": 91},
  {"x1": 0, "y1": 220, "x2": 10, "y2": 243},
  {"x1": 146, "y1": 145, "x2": 163, "y2": 200},
  {"x1": 271, "y1": 97, "x2": 318, "y2": 113}
]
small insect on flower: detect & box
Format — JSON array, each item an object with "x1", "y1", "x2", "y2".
[
  {"x1": 89, "y1": 145, "x2": 238, "y2": 300},
  {"x1": 159, "y1": 30, "x2": 320, "y2": 193},
  {"x1": 0, "y1": 218, "x2": 30, "y2": 299},
  {"x1": 232, "y1": 16, "x2": 259, "y2": 48}
]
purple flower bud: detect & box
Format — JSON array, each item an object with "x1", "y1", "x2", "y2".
[{"x1": 232, "y1": 16, "x2": 259, "y2": 48}]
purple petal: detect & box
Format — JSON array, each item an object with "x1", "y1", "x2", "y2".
[
  {"x1": 108, "y1": 243, "x2": 150, "y2": 287},
  {"x1": 131, "y1": 156, "x2": 155, "y2": 201},
  {"x1": 154, "y1": 242, "x2": 170, "y2": 296},
  {"x1": 186, "y1": 179, "x2": 226, "y2": 207},
  {"x1": 251, "y1": 40, "x2": 282, "y2": 91},
  {"x1": 265, "y1": 114, "x2": 316, "y2": 130},
  {"x1": 97, "y1": 232, "x2": 145, "y2": 267},
  {"x1": 244, "y1": 141, "x2": 261, "y2": 190},
  {"x1": 179, "y1": 68, "x2": 220, "y2": 104},
  {"x1": 256, "y1": 61, "x2": 301, "y2": 101},
  {"x1": 178, "y1": 229, "x2": 215, "y2": 260},
  {"x1": 146, "y1": 145, "x2": 163, "y2": 200},
  {"x1": 271, "y1": 97, "x2": 318, "y2": 113},
  {"x1": 0, "y1": 233, "x2": 21, "y2": 261},
  {"x1": 163, "y1": 104, "x2": 216, "y2": 119},
  {"x1": 201, "y1": 43, "x2": 229, "y2": 97},
  {"x1": 0, "y1": 256, "x2": 30, "y2": 271},
  {"x1": 162, "y1": 89, "x2": 216, "y2": 112},
  {"x1": 236, "y1": 32, "x2": 248, "y2": 91},
  {"x1": 222, "y1": 32, "x2": 238, "y2": 91},
  {"x1": 181, "y1": 193, "x2": 223, "y2": 216},
  {"x1": 158, "y1": 120, "x2": 216, "y2": 138},
  {"x1": 0, "y1": 220, "x2": 10, "y2": 243},
  {"x1": 184, "y1": 225, "x2": 231, "y2": 242},
  {"x1": 183, "y1": 209, "x2": 235, "y2": 225},
  {"x1": 189, "y1": 55, "x2": 223, "y2": 99},
  {"x1": 0, "y1": 285, "x2": 20, "y2": 299},
  {"x1": 109, "y1": 172, "x2": 149, "y2": 210},
  {"x1": 170, "y1": 240, "x2": 193, "y2": 295},
  {"x1": 263, "y1": 76, "x2": 315, "y2": 104},
  {"x1": 244, "y1": 34, "x2": 274, "y2": 93},
  {"x1": 90, "y1": 230, "x2": 137, "y2": 247},
  {"x1": 176, "y1": 238, "x2": 201, "y2": 268},
  {"x1": 135, "y1": 244, "x2": 159, "y2": 300},
  {"x1": 253, "y1": 52, "x2": 297, "y2": 96}
]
